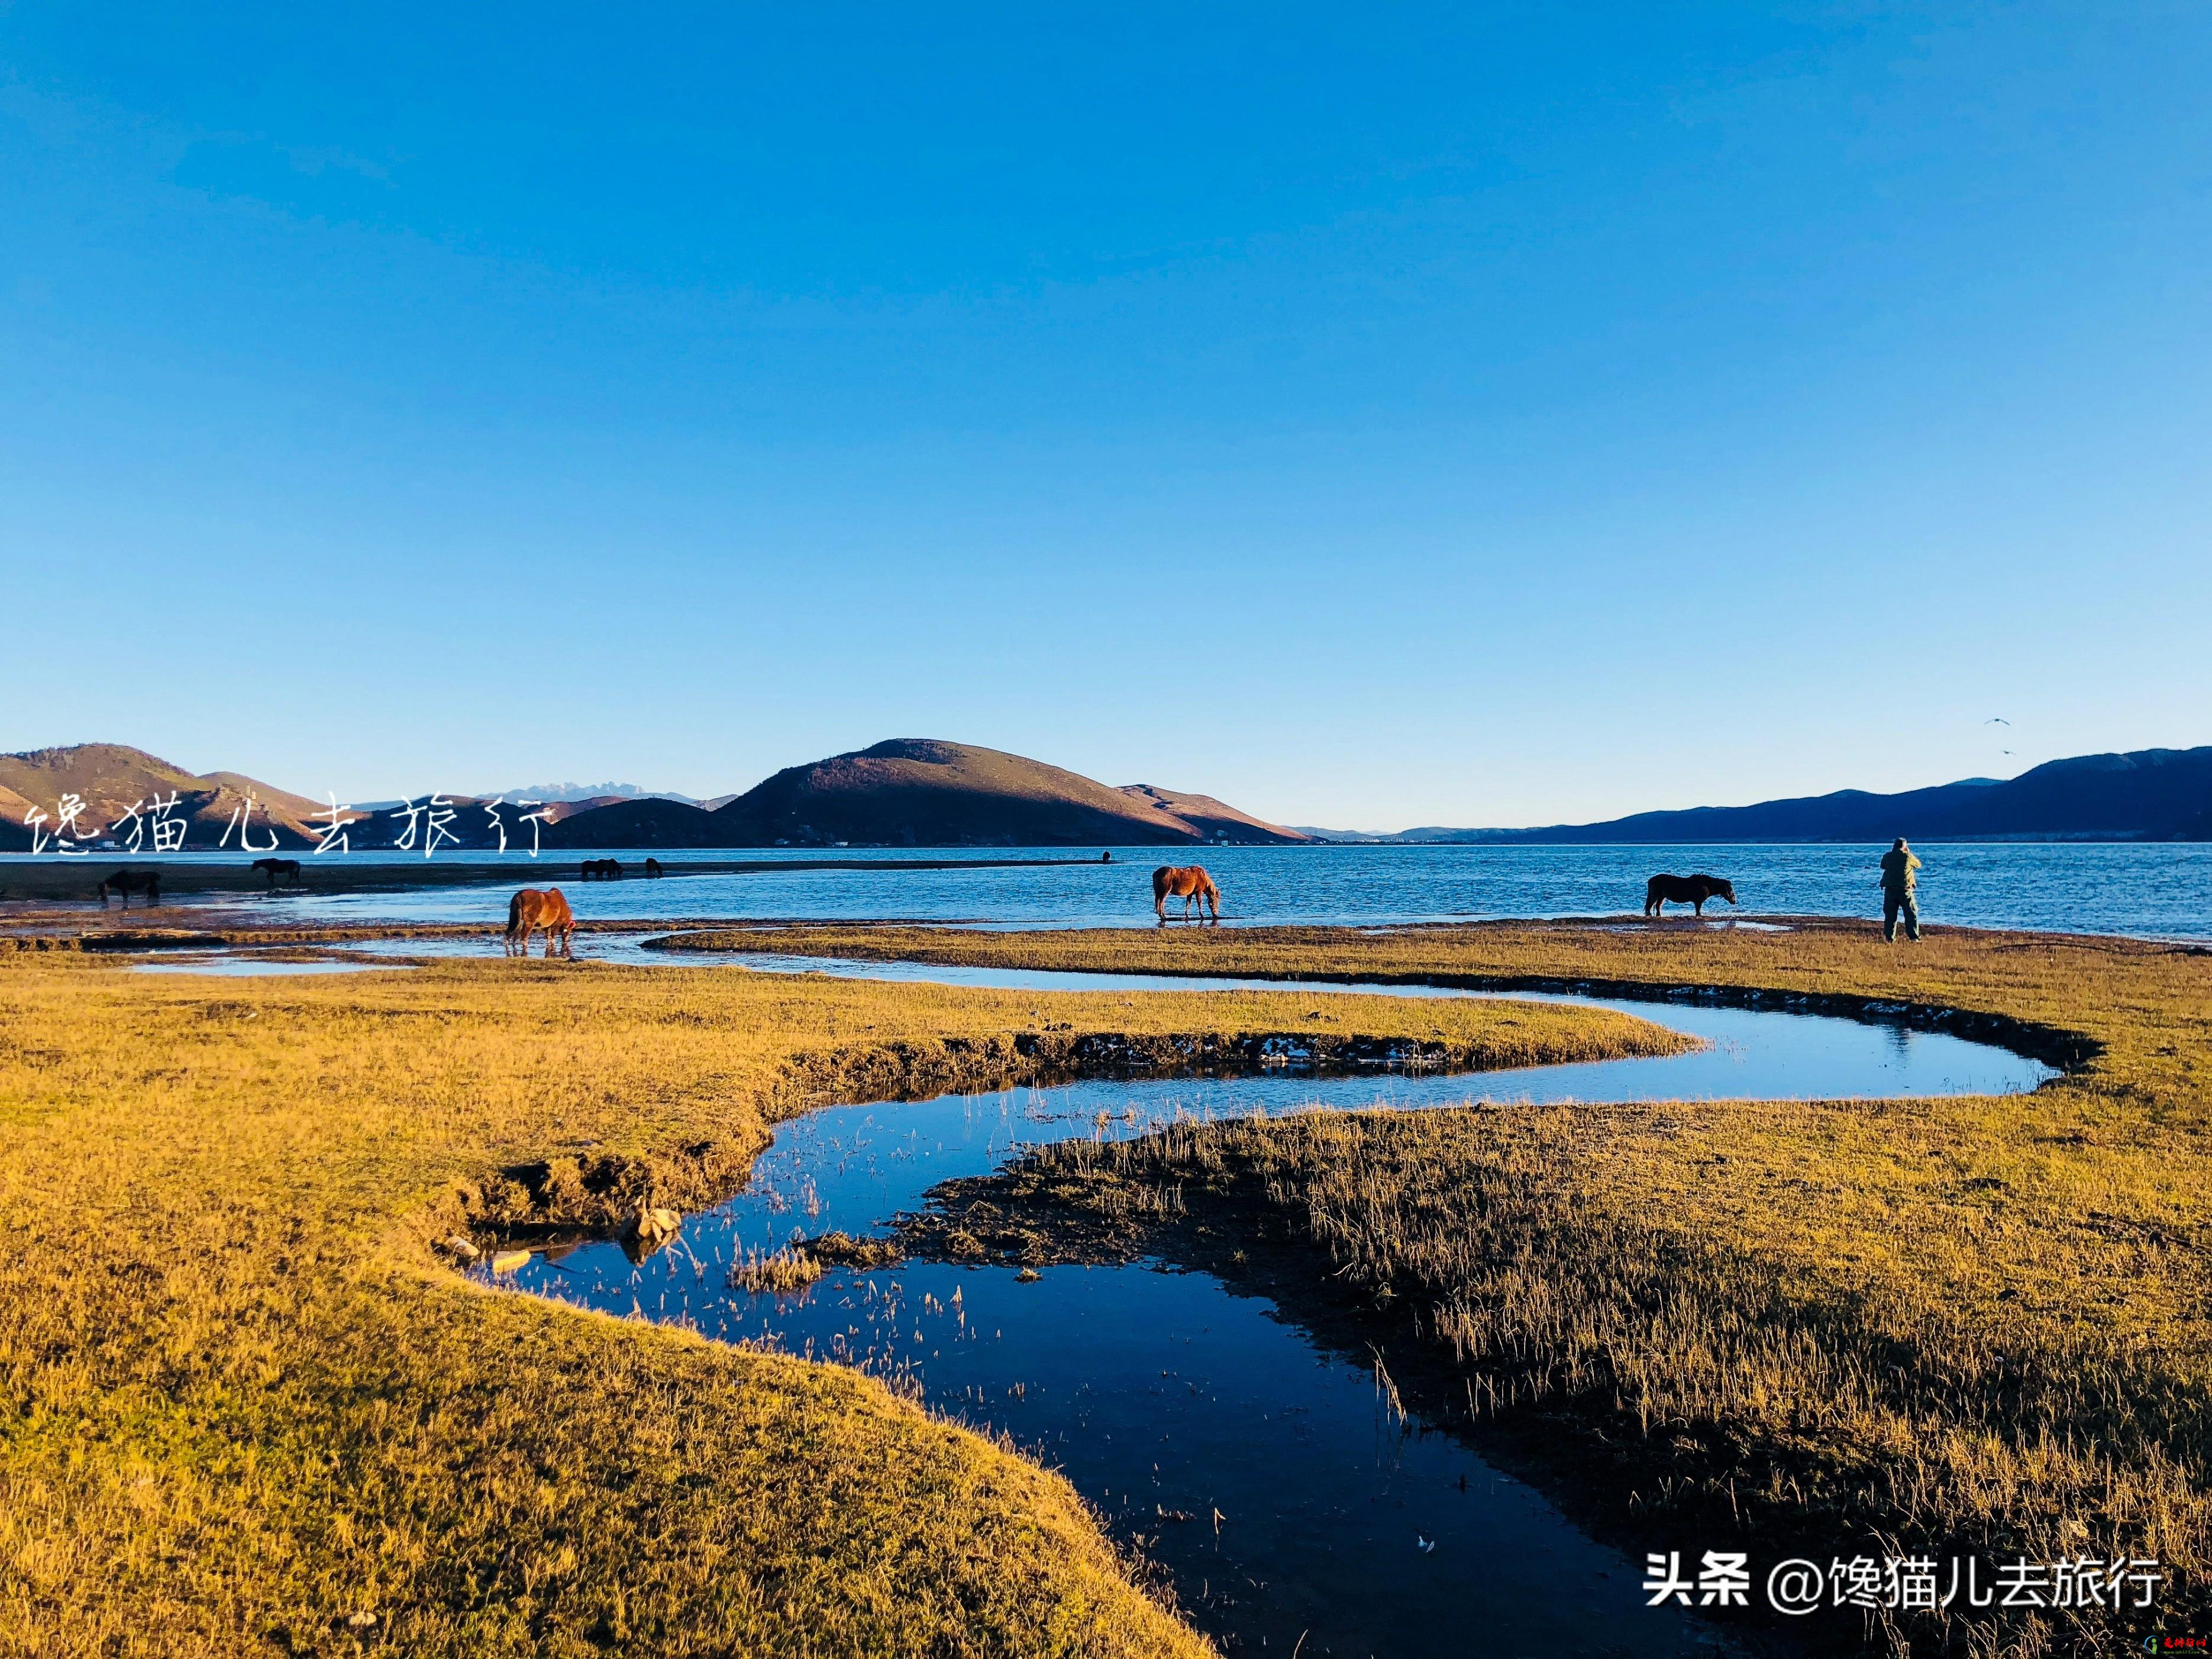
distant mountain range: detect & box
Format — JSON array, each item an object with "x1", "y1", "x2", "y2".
[
  {"x1": 547, "y1": 740, "x2": 1309, "y2": 848},
  {"x1": 0, "y1": 744, "x2": 331, "y2": 853},
  {"x1": 1297, "y1": 745, "x2": 2212, "y2": 844},
  {"x1": 474, "y1": 781, "x2": 718, "y2": 806},
  {"x1": 0, "y1": 744, "x2": 635, "y2": 853},
  {"x1": 0, "y1": 739, "x2": 1307, "y2": 851},
  {"x1": 5, "y1": 739, "x2": 2206, "y2": 854}
]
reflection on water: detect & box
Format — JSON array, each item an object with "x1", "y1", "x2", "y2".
[{"x1": 498, "y1": 988, "x2": 2048, "y2": 1656}]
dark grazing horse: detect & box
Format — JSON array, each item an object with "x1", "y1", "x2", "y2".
[
  {"x1": 506, "y1": 887, "x2": 574, "y2": 957},
  {"x1": 253, "y1": 857, "x2": 302, "y2": 887},
  {"x1": 1152, "y1": 864, "x2": 1220, "y2": 924},
  {"x1": 96, "y1": 870, "x2": 162, "y2": 909},
  {"x1": 580, "y1": 858, "x2": 624, "y2": 880},
  {"x1": 1645, "y1": 873, "x2": 1738, "y2": 918},
  {"x1": 643, "y1": 857, "x2": 664, "y2": 877}
]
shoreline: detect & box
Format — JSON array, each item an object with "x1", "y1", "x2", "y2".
[{"x1": 0, "y1": 853, "x2": 1106, "y2": 905}]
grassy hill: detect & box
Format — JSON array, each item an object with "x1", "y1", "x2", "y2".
[
  {"x1": 4, "y1": 740, "x2": 1306, "y2": 854},
  {"x1": 0, "y1": 744, "x2": 322, "y2": 852},
  {"x1": 553, "y1": 740, "x2": 1310, "y2": 848}
]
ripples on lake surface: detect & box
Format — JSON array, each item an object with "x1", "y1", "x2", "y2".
[
  {"x1": 77, "y1": 841, "x2": 2209, "y2": 937},
  {"x1": 496, "y1": 990, "x2": 2047, "y2": 1657}
]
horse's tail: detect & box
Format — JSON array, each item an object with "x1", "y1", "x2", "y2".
[{"x1": 506, "y1": 890, "x2": 525, "y2": 934}]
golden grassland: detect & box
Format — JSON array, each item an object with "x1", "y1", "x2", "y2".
[
  {"x1": 0, "y1": 949, "x2": 1674, "y2": 1657},
  {"x1": 731, "y1": 920, "x2": 2212, "y2": 1652}
]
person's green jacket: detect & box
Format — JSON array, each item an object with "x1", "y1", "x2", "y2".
[{"x1": 1880, "y1": 848, "x2": 1920, "y2": 892}]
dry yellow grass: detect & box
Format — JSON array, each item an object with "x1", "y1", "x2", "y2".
[
  {"x1": 746, "y1": 921, "x2": 2212, "y2": 1652},
  {"x1": 0, "y1": 948, "x2": 1671, "y2": 1657}
]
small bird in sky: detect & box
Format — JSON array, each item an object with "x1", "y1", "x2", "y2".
[{"x1": 1986, "y1": 716, "x2": 2011, "y2": 725}]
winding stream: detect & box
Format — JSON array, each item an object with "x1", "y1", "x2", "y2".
[{"x1": 483, "y1": 960, "x2": 2050, "y2": 1658}]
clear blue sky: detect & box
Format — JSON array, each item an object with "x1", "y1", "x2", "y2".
[{"x1": 4, "y1": 5, "x2": 2207, "y2": 829}]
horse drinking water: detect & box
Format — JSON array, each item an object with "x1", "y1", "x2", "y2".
[
  {"x1": 95, "y1": 870, "x2": 161, "y2": 910},
  {"x1": 1152, "y1": 864, "x2": 1220, "y2": 925},
  {"x1": 505, "y1": 887, "x2": 575, "y2": 958}
]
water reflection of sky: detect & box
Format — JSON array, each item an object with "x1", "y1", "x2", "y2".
[{"x1": 494, "y1": 983, "x2": 2045, "y2": 1658}]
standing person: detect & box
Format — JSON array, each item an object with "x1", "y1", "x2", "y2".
[{"x1": 1878, "y1": 837, "x2": 1922, "y2": 943}]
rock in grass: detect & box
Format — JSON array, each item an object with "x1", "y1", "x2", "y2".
[
  {"x1": 438, "y1": 1234, "x2": 482, "y2": 1264},
  {"x1": 489, "y1": 1250, "x2": 532, "y2": 1274},
  {"x1": 621, "y1": 1205, "x2": 684, "y2": 1262}
]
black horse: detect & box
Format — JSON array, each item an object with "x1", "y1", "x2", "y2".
[
  {"x1": 96, "y1": 870, "x2": 162, "y2": 909},
  {"x1": 580, "y1": 858, "x2": 624, "y2": 880},
  {"x1": 253, "y1": 857, "x2": 302, "y2": 887},
  {"x1": 644, "y1": 857, "x2": 664, "y2": 877},
  {"x1": 1645, "y1": 873, "x2": 1737, "y2": 918}
]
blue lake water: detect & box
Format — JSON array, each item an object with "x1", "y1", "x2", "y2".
[
  {"x1": 24, "y1": 841, "x2": 2206, "y2": 938},
  {"x1": 493, "y1": 972, "x2": 2050, "y2": 1656}
]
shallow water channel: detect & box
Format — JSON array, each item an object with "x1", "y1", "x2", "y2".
[{"x1": 476, "y1": 960, "x2": 2050, "y2": 1658}]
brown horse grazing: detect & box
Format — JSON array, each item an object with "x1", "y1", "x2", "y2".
[
  {"x1": 253, "y1": 857, "x2": 302, "y2": 887},
  {"x1": 643, "y1": 857, "x2": 664, "y2": 877},
  {"x1": 506, "y1": 887, "x2": 575, "y2": 957},
  {"x1": 1645, "y1": 873, "x2": 1738, "y2": 918},
  {"x1": 96, "y1": 870, "x2": 161, "y2": 909},
  {"x1": 1152, "y1": 864, "x2": 1220, "y2": 924}
]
